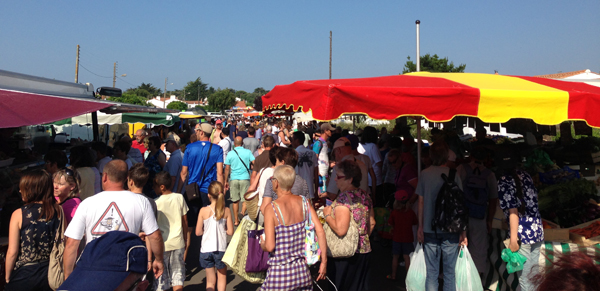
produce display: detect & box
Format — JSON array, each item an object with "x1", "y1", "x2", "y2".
[
  {"x1": 569, "y1": 221, "x2": 600, "y2": 239},
  {"x1": 537, "y1": 179, "x2": 600, "y2": 228}
]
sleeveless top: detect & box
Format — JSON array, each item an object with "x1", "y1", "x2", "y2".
[
  {"x1": 261, "y1": 198, "x2": 311, "y2": 290},
  {"x1": 200, "y1": 206, "x2": 227, "y2": 253},
  {"x1": 15, "y1": 204, "x2": 60, "y2": 269}
]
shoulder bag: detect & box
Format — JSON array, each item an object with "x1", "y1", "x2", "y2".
[
  {"x1": 323, "y1": 192, "x2": 359, "y2": 258},
  {"x1": 243, "y1": 168, "x2": 266, "y2": 221},
  {"x1": 233, "y1": 149, "x2": 251, "y2": 173},
  {"x1": 186, "y1": 143, "x2": 214, "y2": 202},
  {"x1": 48, "y1": 206, "x2": 65, "y2": 290},
  {"x1": 303, "y1": 196, "x2": 321, "y2": 265}
]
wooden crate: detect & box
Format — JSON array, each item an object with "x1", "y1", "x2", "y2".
[
  {"x1": 542, "y1": 219, "x2": 570, "y2": 242},
  {"x1": 568, "y1": 217, "x2": 600, "y2": 247}
]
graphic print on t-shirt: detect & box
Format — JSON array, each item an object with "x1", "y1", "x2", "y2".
[
  {"x1": 91, "y1": 202, "x2": 129, "y2": 236},
  {"x1": 297, "y1": 151, "x2": 314, "y2": 168}
]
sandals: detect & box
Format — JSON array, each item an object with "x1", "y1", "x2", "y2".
[{"x1": 386, "y1": 274, "x2": 396, "y2": 281}]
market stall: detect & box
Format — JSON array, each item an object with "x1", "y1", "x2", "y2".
[{"x1": 263, "y1": 72, "x2": 600, "y2": 291}]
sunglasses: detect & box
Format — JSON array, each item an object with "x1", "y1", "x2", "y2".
[
  {"x1": 335, "y1": 174, "x2": 346, "y2": 180},
  {"x1": 270, "y1": 177, "x2": 278, "y2": 183},
  {"x1": 63, "y1": 168, "x2": 75, "y2": 177}
]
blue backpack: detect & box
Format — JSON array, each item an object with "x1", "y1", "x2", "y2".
[{"x1": 462, "y1": 164, "x2": 491, "y2": 219}]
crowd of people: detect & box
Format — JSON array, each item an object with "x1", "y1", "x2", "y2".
[{"x1": 3, "y1": 116, "x2": 600, "y2": 291}]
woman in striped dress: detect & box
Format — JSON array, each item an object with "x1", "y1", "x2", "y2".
[{"x1": 260, "y1": 165, "x2": 328, "y2": 291}]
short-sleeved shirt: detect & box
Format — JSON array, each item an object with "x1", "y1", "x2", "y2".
[
  {"x1": 131, "y1": 140, "x2": 147, "y2": 155},
  {"x1": 395, "y1": 162, "x2": 418, "y2": 196},
  {"x1": 295, "y1": 145, "x2": 318, "y2": 199},
  {"x1": 128, "y1": 147, "x2": 144, "y2": 164},
  {"x1": 229, "y1": 125, "x2": 237, "y2": 140},
  {"x1": 218, "y1": 137, "x2": 232, "y2": 162},
  {"x1": 60, "y1": 197, "x2": 82, "y2": 224},
  {"x1": 237, "y1": 131, "x2": 248, "y2": 139},
  {"x1": 327, "y1": 155, "x2": 369, "y2": 194},
  {"x1": 243, "y1": 137, "x2": 260, "y2": 154},
  {"x1": 498, "y1": 170, "x2": 544, "y2": 244},
  {"x1": 183, "y1": 141, "x2": 224, "y2": 194},
  {"x1": 358, "y1": 143, "x2": 383, "y2": 186},
  {"x1": 253, "y1": 149, "x2": 273, "y2": 174},
  {"x1": 224, "y1": 146, "x2": 255, "y2": 180},
  {"x1": 97, "y1": 156, "x2": 112, "y2": 174},
  {"x1": 255, "y1": 128, "x2": 263, "y2": 140},
  {"x1": 313, "y1": 138, "x2": 329, "y2": 177},
  {"x1": 155, "y1": 193, "x2": 189, "y2": 251},
  {"x1": 415, "y1": 166, "x2": 463, "y2": 234},
  {"x1": 64, "y1": 190, "x2": 159, "y2": 244},
  {"x1": 335, "y1": 188, "x2": 373, "y2": 254},
  {"x1": 164, "y1": 149, "x2": 184, "y2": 194},
  {"x1": 456, "y1": 163, "x2": 499, "y2": 200},
  {"x1": 263, "y1": 175, "x2": 310, "y2": 200},
  {"x1": 388, "y1": 209, "x2": 417, "y2": 243}
]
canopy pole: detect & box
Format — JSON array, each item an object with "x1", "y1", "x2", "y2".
[
  {"x1": 417, "y1": 117, "x2": 422, "y2": 176},
  {"x1": 92, "y1": 111, "x2": 99, "y2": 141},
  {"x1": 416, "y1": 20, "x2": 421, "y2": 72}
]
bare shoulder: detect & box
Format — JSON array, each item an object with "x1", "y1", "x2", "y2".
[{"x1": 11, "y1": 208, "x2": 22, "y2": 220}]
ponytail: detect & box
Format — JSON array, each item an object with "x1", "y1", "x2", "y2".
[
  {"x1": 207, "y1": 181, "x2": 225, "y2": 220},
  {"x1": 215, "y1": 192, "x2": 225, "y2": 220}
]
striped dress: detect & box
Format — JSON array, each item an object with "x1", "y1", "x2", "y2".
[{"x1": 261, "y1": 201, "x2": 312, "y2": 290}]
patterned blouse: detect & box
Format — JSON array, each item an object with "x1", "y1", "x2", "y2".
[
  {"x1": 15, "y1": 204, "x2": 60, "y2": 269},
  {"x1": 498, "y1": 170, "x2": 544, "y2": 245},
  {"x1": 335, "y1": 188, "x2": 373, "y2": 254}
]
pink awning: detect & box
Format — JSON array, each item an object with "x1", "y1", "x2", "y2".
[{"x1": 0, "y1": 89, "x2": 113, "y2": 128}]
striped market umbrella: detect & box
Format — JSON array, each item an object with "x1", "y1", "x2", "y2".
[{"x1": 262, "y1": 72, "x2": 600, "y2": 127}]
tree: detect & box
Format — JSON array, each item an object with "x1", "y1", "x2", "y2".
[
  {"x1": 253, "y1": 94, "x2": 263, "y2": 111},
  {"x1": 207, "y1": 89, "x2": 236, "y2": 113},
  {"x1": 253, "y1": 87, "x2": 269, "y2": 96},
  {"x1": 401, "y1": 54, "x2": 466, "y2": 74},
  {"x1": 167, "y1": 101, "x2": 188, "y2": 111},
  {"x1": 183, "y1": 77, "x2": 209, "y2": 101},
  {"x1": 125, "y1": 83, "x2": 162, "y2": 98},
  {"x1": 108, "y1": 93, "x2": 152, "y2": 106}
]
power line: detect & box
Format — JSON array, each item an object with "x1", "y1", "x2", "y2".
[
  {"x1": 116, "y1": 76, "x2": 136, "y2": 87},
  {"x1": 79, "y1": 63, "x2": 112, "y2": 78}
]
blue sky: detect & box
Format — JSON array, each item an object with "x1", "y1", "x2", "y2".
[{"x1": 1, "y1": 1, "x2": 598, "y2": 93}]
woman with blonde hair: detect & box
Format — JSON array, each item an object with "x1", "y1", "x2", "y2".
[
  {"x1": 53, "y1": 168, "x2": 82, "y2": 225},
  {"x1": 260, "y1": 165, "x2": 328, "y2": 290},
  {"x1": 197, "y1": 181, "x2": 233, "y2": 291},
  {"x1": 5, "y1": 170, "x2": 61, "y2": 291}
]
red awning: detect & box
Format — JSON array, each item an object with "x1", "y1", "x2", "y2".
[{"x1": 0, "y1": 89, "x2": 113, "y2": 128}]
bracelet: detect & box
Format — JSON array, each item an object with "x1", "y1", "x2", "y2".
[{"x1": 324, "y1": 214, "x2": 332, "y2": 220}]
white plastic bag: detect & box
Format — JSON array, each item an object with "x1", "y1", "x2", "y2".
[
  {"x1": 405, "y1": 243, "x2": 427, "y2": 291},
  {"x1": 455, "y1": 246, "x2": 484, "y2": 291}
]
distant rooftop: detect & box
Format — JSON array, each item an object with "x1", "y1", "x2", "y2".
[{"x1": 535, "y1": 69, "x2": 600, "y2": 80}]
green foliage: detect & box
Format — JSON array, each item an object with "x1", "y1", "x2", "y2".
[
  {"x1": 167, "y1": 101, "x2": 189, "y2": 111},
  {"x1": 254, "y1": 95, "x2": 263, "y2": 111},
  {"x1": 207, "y1": 89, "x2": 236, "y2": 113},
  {"x1": 125, "y1": 83, "x2": 162, "y2": 98},
  {"x1": 195, "y1": 104, "x2": 218, "y2": 112},
  {"x1": 183, "y1": 77, "x2": 209, "y2": 101},
  {"x1": 402, "y1": 54, "x2": 466, "y2": 74},
  {"x1": 333, "y1": 118, "x2": 396, "y2": 134},
  {"x1": 108, "y1": 93, "x2": 152, "y2": 106}
]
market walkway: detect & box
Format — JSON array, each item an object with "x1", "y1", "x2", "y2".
[{"x1": 181, "y1": 224, "x2": 406, "y2": 291}]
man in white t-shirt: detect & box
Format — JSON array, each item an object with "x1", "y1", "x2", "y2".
[
  {"x1": 63, "y1": 160, "x2": 164, "y2": 280},
  {"x1": 292, "y1": 131, "x2": 318, "y2": 199}
]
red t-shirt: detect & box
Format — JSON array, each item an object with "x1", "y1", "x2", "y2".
[
  {"x1": 131, "y1": 140, "x2": 147, "y2": 154},
  {"x1": 388, "y1": 209, "x2": 417, "y2": 243}
]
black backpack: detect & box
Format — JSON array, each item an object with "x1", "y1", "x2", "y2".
[{"x1": 432, "y1": 168, "x2": 469, "y2": 233}]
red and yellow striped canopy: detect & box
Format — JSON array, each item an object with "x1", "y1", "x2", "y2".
[{"x1": 262, "y1": 72, "x2": 600, "y2": 127}]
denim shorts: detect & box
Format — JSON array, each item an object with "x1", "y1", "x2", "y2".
[
  {"x1": 392, "y1": 241, "x2": 415, "y2": 255},
  {"x1": 200, "y1": 251, "x2": 226, "y2": 269}
]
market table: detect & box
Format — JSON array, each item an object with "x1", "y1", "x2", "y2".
[{"x1": 484, "y1": 229, "x2": 600, "y2": 291}]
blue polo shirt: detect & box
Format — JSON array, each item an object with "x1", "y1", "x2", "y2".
[
  {"x1": 182, "y1": 141, "x2": 223, "y2": 193},
  {"x1": 224, "y1": 146, "x2": 255, "y2": 180}
]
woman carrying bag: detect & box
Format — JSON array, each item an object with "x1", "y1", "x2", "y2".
[
  {"x1": 260, "y1": 165, "x2": 327, "y2": 290},
  {"x1": 322, "y1": 160, "x2": 376, "y2": 291}
]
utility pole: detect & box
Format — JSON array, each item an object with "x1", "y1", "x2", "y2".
[
  {"x1": 329, "y1": 31, "x2": 332, "y2": 79},
  {"x1": 112, "y1": 62, "x2": 117, "y2": 88},
  {"x1": 75, "y1": 45, "x2": 80, "y2": 83},
  {"x1": 164, "y1": 78, "x2": 168, "y2": 108}
]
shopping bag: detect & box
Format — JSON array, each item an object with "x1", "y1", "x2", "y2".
[
  {"x1": 455, "y1": 246, "x2": 484, "y2": 291},
  {"x1": 374, "y1": 207, "x2": 393, "y2": 240},
  {"x1": 222, "y1": 217, "x2": 266, "y2": 283},
  {"x1": 405, "y1": 243, "x2": 427, "y2": 291},
  {"x1": 246, "y1": 214, "x2": 270, "y2": 273},
  {"x1": 500, "y1": 248, "x2": 527, "y2": 274}
]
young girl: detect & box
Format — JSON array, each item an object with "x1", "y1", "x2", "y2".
[
  {"x1": 196, "y1": 181, "x2": 233, "y2": 291},
  {"x1": 387, "y1": 194, "x2": 418, "y2": 281}
]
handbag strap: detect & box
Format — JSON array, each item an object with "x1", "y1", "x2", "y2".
[
  {"x1": 197, "y1": 142, "x2": 213, "y2": 186},
  {"x1": 233, "y1": 149, "x2": 250, "y2": 173},
  {"x1": 54, "y1": 206, "x2": 65, "y2": 247}
]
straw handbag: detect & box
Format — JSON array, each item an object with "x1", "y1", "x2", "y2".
[{"x1": 244, "y1": 168, "x2": 267, "y2": 221}]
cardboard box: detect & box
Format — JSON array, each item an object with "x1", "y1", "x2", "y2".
[
  {"x1": 568, "y1": 217, "x2": 600, "y2": 247},
  {"x1": 542, "y1": 219, "x2": 571, "y2": 242}
]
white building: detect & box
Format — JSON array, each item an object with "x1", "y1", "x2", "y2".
[{"x1": 148, "y1": 95, "x2": 207, "y2": 109}]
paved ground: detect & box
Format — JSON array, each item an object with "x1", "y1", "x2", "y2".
[{"x1": 181, "y1": 216, "x2": 407, "y2": 291}]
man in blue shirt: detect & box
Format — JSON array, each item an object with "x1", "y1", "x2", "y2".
[
  {"x1": 178, "y1": 123, "x2": 223, "y2": 228},
  {"x1": 224, "y1": 136, "x2": 255, "y2": 226}
]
